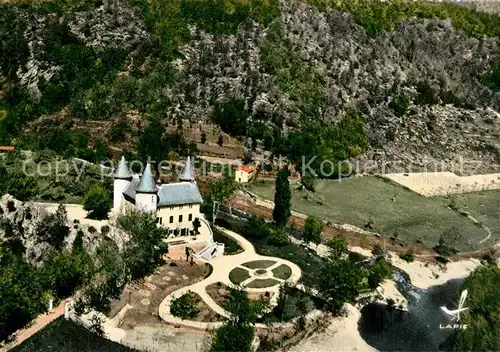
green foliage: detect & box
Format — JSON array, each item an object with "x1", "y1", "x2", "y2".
[
  {"x1": 36, "y1": 204, "x2": 70, "y2": 250},
  {"x1": 117, "y1": 210, "x2": 168, "y2": 281},
  {"x1": 242, "y1": 216, "x2": 273, "y2": 239},
  {"x1": 0, "y1": 6, "x2": 29, "y2": 80},
  {"x1": 260, "y1": 21, "x2": 325, "y2": 120},
  {"x1": 280, "y1": 109, "x2": 368, "y2": 177},
  {"x1": 479, "y1": 63, "x2": 500, "y2": 92},
  {"x1": 0, "y1": 249, "x2": 46, "y2": 342},
  {"x1": 11, "y1": 316, "x2": 136, "y2": 352},
  {"x1": 137, "y1": 118, "x2": 197, "y2": 162},
  {"x1": 367, "y1": 258, "x2": 393, "y2": 289},
  {"x1": 213, "y1": 228, "x2": 242, "y2": 254},
  {"x1": 212, "y1": 99, "x2": 248, "y2": 137},
  {"x1": 433, "y1": 226, "x2": 460, "y2": 257},
  {"x1": 224, "y1": 286, "x2": 268, "y2": 325},
  {"x1": 40, "y1": 250, "x2": 94, "y2": 299},
  {"x1": 301, "y1": 173, "x2": 316, "y2": 192},
  {"x1": 210, "y1": 322, "x2": 254, "y2": 352},
  {"x1": 83, "y1": 183, "x2": 112, "y2": 220},
  {"x1": 268, "y1": 228, "x2": 290, "y2": 246},
  {"x1": 319, "y1": 258, "x2": 366, "y2": 314},
  {"x1": 170, "y1": 291, "x2": 200, "y2": 319},
  {"x1": 139, "y1": 0, "x2": 280, "y2": 59},
  {"x1": 326, "y1": 236, "x2": 348, "y2": 260},
  {"x1": 306, "y1": 0, "x2": 500, "y2": 38},
  {"x1": 440, "y1": 263, "x2": 500, "y2": 351},
  {"x1": 211, "y1": 286, "x2": 268, "y2": 351},
  {"x1": 389, "y1": 92, "x2": 410, "y2": 118},
  {"x1": 399, "y1": 250, "x2": 414, "y2": 263},
  {"x1": 273, "y1": 168, "x2": 291, "y2": 227},
  {"x1": 303, "y1": 215, "x2": 322, "y2": 245},
  {"x1": 4, "y1": 170, "x2": 39, "y2": 201}
]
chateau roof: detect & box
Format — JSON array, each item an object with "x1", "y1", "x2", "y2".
[
  {"x1": 113, "y1": 156, "x2": 132, "y2": 179},
  {"x1": 123, "y1": 176, "x2": 139, "y2": 202},
  {"x1": 158, "y1": 182, "x2": 203, "y2": 207},
  {"x1": 179, "y1": 156, "x2": 195, "y2": 182},
  {"x1": 136, "y1": 163, "x2": 159, "y2": 193}
]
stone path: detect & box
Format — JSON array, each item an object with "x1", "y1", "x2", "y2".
[{"x1": 158, "y1": 226, "x2": 302, "y2": 328}]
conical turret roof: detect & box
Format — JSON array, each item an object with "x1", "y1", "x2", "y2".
[
  {"x1": 113, "y1": 156, "x2": 132, "y2": 179},
  {"x1": 179, "y1": 156, "x2": 195, "y2": 182},
  {"x1": 137, "y1": 163, "x2": 158, "y2": 193}
]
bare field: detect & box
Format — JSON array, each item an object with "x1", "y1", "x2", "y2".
[
  {"x1": 384, "y1": 172, "x2": 500, "y2": 196},
  {"x1": 248, "y1": 176, "x2": 500, "y2": 252}
]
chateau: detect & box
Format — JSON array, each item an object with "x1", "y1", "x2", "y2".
[{"x1": 113, "y1": 156, "x2": 203, "y2": 236}]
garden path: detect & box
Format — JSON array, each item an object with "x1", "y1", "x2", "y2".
[{"x1": 158, "y1": 226, "x2": 302, "y2": 328}]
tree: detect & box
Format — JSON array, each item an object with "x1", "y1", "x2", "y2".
[
  {"x1": 433, "y1": 227, "x2": 460, "y2": 257},
  {"x1": 137, "y1": 118, "x2": 167, "y2": 162},
  {"x1": 83, "y1": 183, "x2": 112, "y2": 220},
  {"x1": 36, "y1": 204, "x2": 70, "y2": 250},
  {"x1": 217, "y1": 134, "x2": 223, "y2": 147},
  {"x1": 212, "y1": 99, "x2": 248, "y2": 137},
  {"x1": 0, "y1": 249, "x2": 46, "y2": 342},
  {"x1": 117, "y1": 210, "x2": 169, "y2": 281},
  {"x1": 327, "y1": 237, "x2": 347, "y2": 261},
  {"x1": 367, "y1": 258, "x2": 393, "y2": 289},
  {"x1": 319, "y1": 259, "x2": 365, "y2": 315},
  {"x1": 303, "y1": 215, "x2": 322, "y2": 246},
  {"x1": 211, "y1": 287, "x2": 266, "y2": 351},
  {"x1": 210, "y1": 322, "x2": 254, "y2": 352},
  {"x1": 273, "y1": 168, "x2": 291, "y2": 227},
  {"x1": 268, "y1": 228, "x2": 290, "y2": 246},
  {"x1": 201, "y1": 131, "x2": 207, "y2": 144},
  {"x1": 5, "y1": 171, "x2": 39, "y2": 201},
  {"x1": 440, "y1": 263, "x2": 500, "y2": 351},
  {"x1": 170, "y1": 292, "x2": 200, "y2": 319}
]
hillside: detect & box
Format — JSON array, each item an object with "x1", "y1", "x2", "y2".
[{"x1": 1, "y1": 0, "x2": 499, "y2": 174}]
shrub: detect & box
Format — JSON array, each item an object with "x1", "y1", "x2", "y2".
[
  {"x1": 268, "y1": 228, "x2": 290, "y2": 246},
  {"x1": 399, "y1": 250, "x2": 414, "y2": 263},
  {"x1": 88, "y1": 226, "x2": 96, "y2": 234},
  {"x1": 101, "y1": 225, "x2": 110, "y2": 235},
  {"x1": 368, "y1": 258, "x2": 393, "y2": 289},
  {"x1": 83, "y1": 184, "x2": 112, "y2": 220},
  {"x1": 170, "y1": 292, "x2": 200, "y2": 319}
]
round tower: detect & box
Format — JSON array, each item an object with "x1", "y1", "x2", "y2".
[
  {"x1": 113, "y1": 156, "x2": 132, "y2": 213},
  {"x1": 135, "y1": 162, "x2": 158, "y2": 214}
]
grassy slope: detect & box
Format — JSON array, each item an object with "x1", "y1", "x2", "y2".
[
  {"x1": 249, "y1": 177, "x2": 500, "y2": 251},
  {"x1": 11, "y1": 317, "x2": 135, "y2": 352}
]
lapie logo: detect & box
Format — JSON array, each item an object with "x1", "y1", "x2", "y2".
[{"x1": 439, "y1": 289, "x2": 469, "y2": 330}]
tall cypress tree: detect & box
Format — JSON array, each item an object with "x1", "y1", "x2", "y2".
[{"x1": 273, "y1": 168, "x2": 291, "y2": 227}]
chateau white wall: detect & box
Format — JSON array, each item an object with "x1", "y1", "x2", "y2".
[
  {"x1": 157, "y1": 203, "x2": 201, "y2": 228},
  {"x1": 135, "y1": 193, "x2": 157, "y2": 213},
  {"x1": 113, "y1": 179, "x2": 130, "y2": 212}
]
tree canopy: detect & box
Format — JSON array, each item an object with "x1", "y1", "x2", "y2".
[{"x1": 273, "y1": 168, "x2": 291, "y2": 227}]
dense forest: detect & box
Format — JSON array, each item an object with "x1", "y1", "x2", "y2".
[{"x1": 0, "y1": 0, "x2": 499, "y2": 176}]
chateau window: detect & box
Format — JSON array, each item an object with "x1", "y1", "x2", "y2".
[
  {"x1": 159, "y1": 217, "x2": 162, "y2": 225},
  {"x1": 188, "y1": 214, "x2": 192, "y2": 221},
  {"x1": 189, "y1": 204, "x2": 193, "y2": 209},
  {"x1": 179, "y1": 215, "x2": 183, "y2": 223},
  {"x1": 169, "y1": 216, "x2": 174, "y2": 224}
]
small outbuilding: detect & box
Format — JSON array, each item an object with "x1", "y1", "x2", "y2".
[{"x1": 235, "y1": 165, "x2": 254, "y2": 183}]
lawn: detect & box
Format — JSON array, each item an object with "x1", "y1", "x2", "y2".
[
  {"x1": 272, "y1": 264, "x2": 292, "y2": 280},
  {"x1": 11, "y1": 317, "x2": 135, "y2": 352},
  {"x1": 249, "y1": 177, "x2": 499, "y2": 251},
  {"x1": 241, "y1": 260, "x2": 277, "y2": 269},
  {"x1": 246, "y1": 278, "x2": 280, "y2": 288},
  {"x1": 229, "y1": 267, "x2": 251, "y2": 284},
  {"x1": 254, "y1": 242, "x2": 326, "y2": 288},
  {"x1": 213, "y1": 228, "x2": 243, "y2": 255}
]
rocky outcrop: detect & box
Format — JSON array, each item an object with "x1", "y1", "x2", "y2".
[
  {"x1": 10, "y1": 0, "x2": 500, "y2": 174},
  {"x1": 0, "y1": 195, "x2": 105, "y2": 266}
]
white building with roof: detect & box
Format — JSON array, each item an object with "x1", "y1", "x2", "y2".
[{"x1": 113, "y1": 156, "x2": 205, "y2": 239}]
